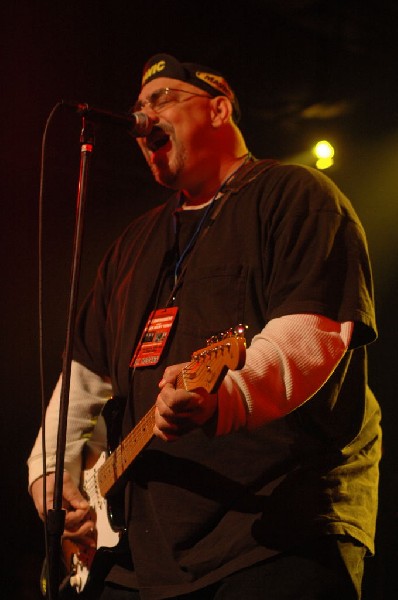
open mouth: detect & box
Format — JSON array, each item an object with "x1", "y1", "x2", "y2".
[{"x1": 146, "y1": 126, "x2": 170, "y2": 152}]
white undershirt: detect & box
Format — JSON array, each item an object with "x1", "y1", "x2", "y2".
[{"x1": 216, "y1": 314, "x2": 353, "y2": 434}]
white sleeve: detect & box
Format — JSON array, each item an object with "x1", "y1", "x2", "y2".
[
  {"x1": 216, "y1": 314, "x2": 353, "y2": 434},
  {"x1": 27, "y1": 360, "x2": 113, "y2": 489}
]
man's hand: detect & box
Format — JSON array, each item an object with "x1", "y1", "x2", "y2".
[
  {"x1": 31, "y1": 470, "x2": 96, "y2": 548},
  {"x1": 155, "y1": 363, "x2": 218, "y2": 441}
]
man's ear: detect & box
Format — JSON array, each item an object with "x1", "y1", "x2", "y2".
[{"x1": 210, "y1": 96, "x2": 233, "y2": 127}]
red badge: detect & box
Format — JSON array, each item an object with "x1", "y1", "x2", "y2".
[{"x1": 130, "y1": 306, "x2": 179, "y2": 368}]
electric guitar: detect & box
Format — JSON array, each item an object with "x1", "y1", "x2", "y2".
[{"x1": 42, "y1": 327, "x2": 246, "y2": 597}]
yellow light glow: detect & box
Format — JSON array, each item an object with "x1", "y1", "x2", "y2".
[
  {"x1": 313, "y1": 140, "x2": 335, "y2": 169},
  {"x1": 313, "y1": 140, "x2": 335, "y2": 159},
  {"x1": 315, "y1": 157, "x2": 334, "y2": 170}
]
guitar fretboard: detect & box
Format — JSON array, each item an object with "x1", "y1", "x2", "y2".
[{"x1": 98, "y1": 405, "x2": 156, "y2": 497}]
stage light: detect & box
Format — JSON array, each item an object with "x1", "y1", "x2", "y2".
[{"x1": 313, "y1": 140, "x2": 335, "y2": 170}]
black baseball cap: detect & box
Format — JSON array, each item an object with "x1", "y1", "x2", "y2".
[{"x1": 140, "y1": 53, "x2": 241, "y2": 122}]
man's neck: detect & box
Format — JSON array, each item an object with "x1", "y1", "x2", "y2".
[{"x1": 181, "y1": 153, "x2": 250, "y2": 207}]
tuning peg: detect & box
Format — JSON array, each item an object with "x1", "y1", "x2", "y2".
[
  {"x1": 206, "y1": 324, "x2": 247, "y2": 346},
  {"x1": 234, "y1": 324, "x2": 247, "y2": 337}
]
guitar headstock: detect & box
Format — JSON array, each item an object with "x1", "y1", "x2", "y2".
[{"x1": 179, "y1": 325, "x2": 247, "y2": 393}]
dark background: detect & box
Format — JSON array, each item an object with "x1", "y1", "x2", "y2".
[{"x1": 2, "y1": 1, "x2": 397, "y2": 597}]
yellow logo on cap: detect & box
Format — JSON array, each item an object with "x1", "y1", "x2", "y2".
[
  {"x1": 142, "y1": 60, "x2": 166, "y2": 85},
  {"x1": 195, "y1": 71, "x2": 233, "y2": 100}
]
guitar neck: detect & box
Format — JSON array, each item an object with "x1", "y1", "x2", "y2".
[
  {"x1": 97, "y1": 330, "x2": 246, "y2": 498},
  {"x1": 97, "y1": 405, "x2": 156, "y2": 498}
]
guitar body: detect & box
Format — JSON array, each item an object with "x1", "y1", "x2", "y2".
[{"x1": 40, "y1": 412, "x2": 126, "y2": 598}]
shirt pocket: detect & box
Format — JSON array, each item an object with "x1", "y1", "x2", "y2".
[{"x1": 176, "y1": 264, "x2": 248, "y2": 342}]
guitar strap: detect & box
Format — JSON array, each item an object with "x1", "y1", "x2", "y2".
[{"x1": 101, "y1": 396, "x2": 127, "y2": 452}]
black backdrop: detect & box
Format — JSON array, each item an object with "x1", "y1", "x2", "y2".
[{"x1": 2, "y1": 1, "x2": 397, "y2": 598}]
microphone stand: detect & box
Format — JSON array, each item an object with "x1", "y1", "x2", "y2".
[{"x1": 45, "y1": 116, "x2": 95, "y2": 600}]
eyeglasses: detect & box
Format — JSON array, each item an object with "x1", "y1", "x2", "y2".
[{"x1": 133, "y1": 87, "x2": 212, "y2": 114}]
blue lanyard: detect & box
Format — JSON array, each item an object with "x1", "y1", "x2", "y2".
[
  {"x1": 167, "y1": 153, "x2": 252, "y2": 306},
  {"x1": 173, "y1": 197, "x2": 216, "y2": 283}
]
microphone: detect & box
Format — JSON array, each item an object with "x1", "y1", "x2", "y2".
[{"x1": 62, "y1": 100, "x2": 153, "y2": 137}]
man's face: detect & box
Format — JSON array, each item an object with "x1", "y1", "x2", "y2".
[{"x1": 134, "y1": 77, "x2": 215, "y2": 189}]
